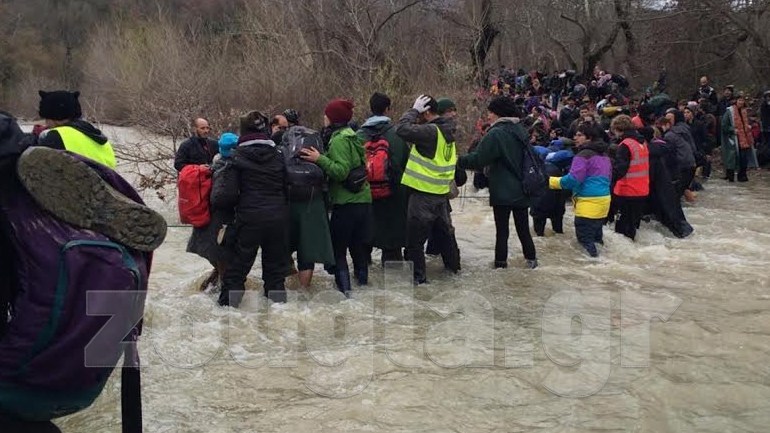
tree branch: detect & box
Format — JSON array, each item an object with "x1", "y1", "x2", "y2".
[
  {"x1": 372, "y1": 0, "x2": 424, "y2": 41},
  {"x1": 559, "y1": 13, "x2": 588, "y2": 38}
]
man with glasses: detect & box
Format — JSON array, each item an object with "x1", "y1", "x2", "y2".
[{"x1": 174, "y1": 117, "x2": 219, "y2": 172}]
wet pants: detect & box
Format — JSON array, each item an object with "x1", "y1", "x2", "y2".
[
  {"x1": 493, "y1": 206, "x2": 536, "y2": 263},
  {"x1": 220, "y1": 221, "x2": 289, "y2": 306},
  {"x1": 406, "y1": 193, "x2": 457, "y2": 284},
  {"x1": 330, "y1": 203, "x2": 372, "y2": 293},
  {"x1": 614, "y1": 196, "x2": 647, "y2": 241},
  {"x1": 575, "y1": 217, "x2": 604, "y2": 257}
]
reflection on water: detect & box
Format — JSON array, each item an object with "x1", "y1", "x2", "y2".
[{"x1": 58, "y1": 171, "x2": 770, "y2": 432}]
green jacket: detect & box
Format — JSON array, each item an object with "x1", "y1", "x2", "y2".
[
  {"x1": 458, "y1": 118, "x2": 530, "y2": 208},
  {"x1": 316, "y1": 127, "x2": 372, "y2": 205}
]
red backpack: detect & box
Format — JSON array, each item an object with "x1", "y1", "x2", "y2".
[
  {"x1": 177, "y1": 164, "x2": 212, "y2": 227},
  {"x1": 365, "y1": 137, "x2": 392, "y2": 200}
]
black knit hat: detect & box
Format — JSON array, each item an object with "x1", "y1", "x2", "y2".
[
  {"x1": 488, "y1": 96, "x2": 521, "y2": 118},
  {"x1": 283, "y1": 108, "x2": 300, "y2": 125},
  {"x1": 38, "y1": 90, "x2": 81, "y2": 121},
  {"x1": 240, "y1": 110, "x2": 269, "y2": 135}
]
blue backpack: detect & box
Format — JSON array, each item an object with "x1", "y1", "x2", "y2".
[{"x1": 0, "y1": 156, "x2": 149, "y2": 432}]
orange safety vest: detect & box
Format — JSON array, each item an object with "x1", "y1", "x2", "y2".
[{"x1": 613, "y1": 138, "x2": 649, "y2": 197}]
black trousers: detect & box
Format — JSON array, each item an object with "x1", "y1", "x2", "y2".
[
  {"x1": 493, "y1": 206, "x2": 536, "y2": 263},
  {"x1": 329, "y1": 203, "x2": 372, "y2": 292},
  {"x1": 219, "y1": 221, "x2": 289, "y2": 306},
  {"x1": 575, "y1": 216, "x2": 604, "y2": 257},
  {"x1": 533, "y1": 214, "x2": 564, "y2": 236},
  {"x1": 614, "y1": 196, "x2": 647, "y2": 241},
  {"x1": 406, "y1": 193, "x2": 457, "y2": 284},
  {"x1": 675, "y1": 167, "x2": 696, "y2": 198},
  {"x1": 738, "y1": 148, "x2": 750, "y2": 180}
]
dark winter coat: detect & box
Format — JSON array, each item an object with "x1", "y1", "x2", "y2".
[
  {"x1": 664, "y1": 123, "x2": 697, "y2": 170},
  {"x1": 357, "y1": 116, "x2": 409, "y2": 250},
  {"x1": 646, "y1": 138, "x2": 692, "y2": 238},
  {"x1": 38, "y1": 120, "x2": 109, "y2": 150},
  {"x1": 217, "y1": 133, "x2": 288, "y2": 224},
  {"x1": 457, "y1": 118, "x2": 530, "y2": 209},
  {"x1": 559, "y1": 105, "x2": 580, "y2": 128},
  {"x1": 174, "y1": 135, "x2": 219, "y2": 172},
  {"x1": 0, "y1": 112, "x2": 28, "y2": 338}
]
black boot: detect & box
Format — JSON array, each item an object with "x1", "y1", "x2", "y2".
[
  {"x1": 494, "y1": 261, "x2": 508, "y2": 269},
  {"x1": 335, "y1": 269, "x2": 352, "y2": 297},
  {"x1": 725, "y1": 169, "x2": 735, "y2": 182},
  {"x1": 354, "y1": 267, "x2": 368, "y2": 286}
]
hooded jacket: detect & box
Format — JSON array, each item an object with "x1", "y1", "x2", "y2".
[
  {"x1": 457, "y1": 118, "x2": 529, "y2": 208},
  {"x1": 220, "y1": 133, "x2": 288, "y2": 223},
  {"x1": 550, "y1": 140, "x2": 612, "y2": 219},
  {"x1": 664, "y1": 122, "x2": 697, "y2": 170},
  {"x1": 38, "y1": 120, "x2": 109, "y2": 150}
]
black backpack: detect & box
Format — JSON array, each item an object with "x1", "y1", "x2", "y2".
[
  {"x1": 281, "y1": 126, "x2": 326, "y2": 201},
  {"x1": 502, "y1": 126, "x2": 548, "y2": 198},
  {"x1": 520, "y1": 143, "x2": 548, "y2": 198}
]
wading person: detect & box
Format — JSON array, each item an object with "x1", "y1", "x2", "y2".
[
  {"x1": 457, "y1": 96, "x2": 538, "y2": 269},
  {"x1": 397, "y1": 95, "x2": 460, "y2": 284},
  {"x1": 301, "y1": 99, "x2": 372, "y2": 296},
  {"x1": 611, "y1": 115, "x2": 650, "y2": 241},
  {"x1": 549, "y1": 123, "x2": 611, "y2": 257},
  {"x1": 217, "y1": 111, "x2": 289, "y2": 306}
]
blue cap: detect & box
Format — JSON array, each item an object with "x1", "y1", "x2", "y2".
[{"x1": 218, "y1": 133, "x2": 239, "y2": 157}]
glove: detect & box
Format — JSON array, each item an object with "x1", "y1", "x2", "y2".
[{"x1": 412, "y1": 95, "x2": 432, "y2": 113}]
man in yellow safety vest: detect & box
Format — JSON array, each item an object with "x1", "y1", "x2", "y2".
[
  {"x1": 397, "y1": 95, "x2": 460, "y2": 285},
  {"x1": 37, "y1": 90, "x2": 117, "y2": 169}
]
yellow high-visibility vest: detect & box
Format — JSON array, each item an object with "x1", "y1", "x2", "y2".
[
  {"x1": 53, "y1": 126, "x2": 117, "y2": 169},
  {"x1": 401, "y1": 126, "x2": 456, "y2": 194}
]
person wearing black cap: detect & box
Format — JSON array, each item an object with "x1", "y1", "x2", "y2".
[
  {"x1": 457, "y1": 96, "x2": 538, "y2": 269},
  {"x1": 37, "y1": 90, "x2": 117, "y2": 169},
  {"x1": 396, "y1": 95, "x2": 460, "y2": 284},
  {"x1": 217, "y1": 110, "x2": 290, "y2": 306}
]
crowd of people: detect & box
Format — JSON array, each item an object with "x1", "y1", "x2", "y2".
[
  {"x1": 170, "y1": 72, "x2": 769, "y2": 305},
  {"x1": 0, "y1": 73, "x2": 768, "y2": 431}
]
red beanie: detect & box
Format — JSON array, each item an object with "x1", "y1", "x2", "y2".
[{"x1": 324, "y1": 99, "x2": 354, "y2": 125}]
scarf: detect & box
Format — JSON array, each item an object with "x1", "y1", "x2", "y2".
[{"x1": 732, "y1": 106, "x2": 754, "y2": 150}]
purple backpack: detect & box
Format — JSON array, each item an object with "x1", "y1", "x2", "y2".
[{"x1": 0, "y1": 157, "x2": 149, "y2": 432}]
